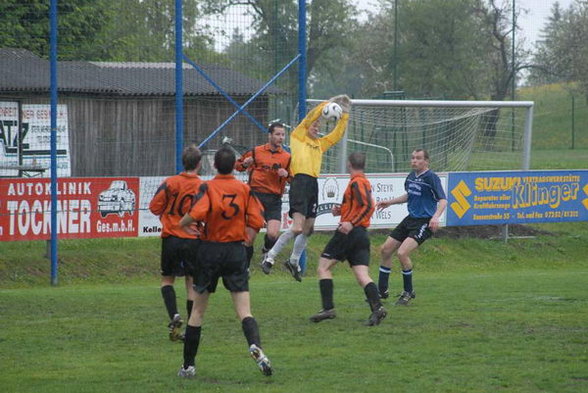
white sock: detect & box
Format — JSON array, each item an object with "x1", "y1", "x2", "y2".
[
  {"x1": 290, "y1": 234, "x2": 308, "y2": 265},
  {"x1": 267, "y1": 230, "x2": 296, "y2": 262}
]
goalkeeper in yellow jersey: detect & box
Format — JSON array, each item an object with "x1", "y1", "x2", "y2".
[{"x1": 260, "y1": 95, "x2": 351, "y2": 281}]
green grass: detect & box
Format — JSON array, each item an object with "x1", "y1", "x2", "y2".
[
  {"x1": 519, "y1": 83, "x2": 588, "y2": 150},
  {"x1": 1, "y1": 223, "x2": 588, "y2": 392}
]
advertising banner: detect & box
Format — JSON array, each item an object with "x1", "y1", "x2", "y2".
[
  {"x1": 446, "y1": 170, "x2": 588, "y2": 226},
  {"x1": 139, "y1": 173, "x2": 448, "y2": 237},
  {"x1": 0, "y1": 102, "x2": 71, "y2": 177},
  {"x1": 0, "y1": 177, "x2": 139, "y2": 241}
]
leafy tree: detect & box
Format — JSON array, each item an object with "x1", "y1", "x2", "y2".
[
  {"x1": 0, "y1": 0, "x2": 215, "y2": 61},
  {"x1": 206, "y1": 0, "x2": 356, "y2": 97},
  {"x1": 0, "y1": 0, "x2": 111, "y2": 60},
  {"x1": 529, "y1": 1, "x2": 588, "y2": 97}
]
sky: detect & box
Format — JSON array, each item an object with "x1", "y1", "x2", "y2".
[{"x1": 355, "y1": 0, "x2": 576, "y2": 47}]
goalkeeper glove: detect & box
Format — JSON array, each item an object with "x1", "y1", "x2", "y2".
[{"x1": 329, "y1": 94, "x2": 351, "y2": 113}]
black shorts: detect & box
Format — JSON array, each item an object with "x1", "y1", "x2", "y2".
[
  {"x1": 289, "y1": 174, "x2": 318, "y2": 219},
  {"x1": 193, "y1": 241, "x2": 249, "y2": 294},
  {"x1": 252, "y1": 191, "x2": 282, "y2": 222},
  {"x1": 389, "y1": 216, "x2": 433, "y2": 245},
  {"x1": 321, "y1": 226, "x2": 370, "y2": 266},
  {"x1": 160, "y1": 236, "x2": 200, "y2": 277}
]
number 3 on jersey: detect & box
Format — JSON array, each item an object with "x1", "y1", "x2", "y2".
[{"x1": 221, "y1": 194, "x2": 240, "y2": 220}]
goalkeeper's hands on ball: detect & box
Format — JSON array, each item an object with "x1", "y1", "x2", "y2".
[{"x1": 329, "y1": 94, "x2": 351, "y2": 113}]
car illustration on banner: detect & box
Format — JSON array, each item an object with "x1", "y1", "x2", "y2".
[{"x1": 97, "y1": 180, "x2": 136, "y2": 217}]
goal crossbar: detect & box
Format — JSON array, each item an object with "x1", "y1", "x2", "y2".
[{"x1": 307, "y1": 99, "x2": 534, "y2": 172}]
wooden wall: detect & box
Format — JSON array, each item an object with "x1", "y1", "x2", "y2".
[{"x1": 4, "y1": 94, "x2": 271, "y2": 176}]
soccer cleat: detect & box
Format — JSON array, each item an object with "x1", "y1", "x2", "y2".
[
  {"x1": 366, "y1": 306, "x2": 387, "y2": 326},
  {"x1": 395, "y1": 290, "x2": 416, "y2": 306},
  {"x1": 177, "y1": 365, "x2": 196, "y2": 378},
  {"x1": 260, "y1": 255, "x2": 275, "y2": 275},
  {"x1": 249, "y1": 344, "x2": 272, "y2": 376},
  {"x1": 284, "y1": 260, "x2": 302, "y2": 282},
  {"x1": 260, "y1": 261, "x2": 273, "y2": 275},
  {"x1": 379, "y1": 289, "x2": 390, "y2": 299},
  {"x1": 168, "y1": 314, "x2": 184, "y2": 341},
  {"x1": 309, "y1": 308, "x2": 336, "y2": 323}
]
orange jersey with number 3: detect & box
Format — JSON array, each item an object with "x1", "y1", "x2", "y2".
[
  {"x1": 149, "y1": 172, "x2": 203, "y2": 238},
  {"x1": 187, "y1": 174, "x2": 264, "y2": 242}
]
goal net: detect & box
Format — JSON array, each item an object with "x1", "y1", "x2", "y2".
[{"x1": 306, "y1": 99, "x2": 534, "y2": 174}]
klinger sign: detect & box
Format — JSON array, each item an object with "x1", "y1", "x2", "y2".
[{"x1": 0, "y1": 177, "x2": 139, "y2": 241}]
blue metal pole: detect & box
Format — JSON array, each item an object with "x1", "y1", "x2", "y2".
[
  {"x1": 198, "y1": 54, "x2": 300, "y2": 149},
  {"x1": 175, "y1": 0, "x2": 184, "y2": 173},
  {"x1": 183, "y1": 55, "x2": 266, "y2": 132},
  {"x1": 49, "y1": 0, "x2": 58, "y2": 286},
  {"x1": 298, "y1": 0, "x2": 307, "y2": 122},
  {"x1": 297, "y1": 0, "x2": 308, "y2": 274}
]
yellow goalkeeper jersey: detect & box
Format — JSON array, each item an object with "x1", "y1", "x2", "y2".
[{"x1": 290, "y1": 101, "x2": 350, "y2": 178}]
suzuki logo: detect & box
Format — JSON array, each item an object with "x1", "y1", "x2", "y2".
[{"x1": 450, "y1": 180, "x2": 472, "y2": 219}]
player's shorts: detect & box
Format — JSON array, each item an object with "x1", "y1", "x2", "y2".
[
  {"x1": 252, "y1": 191, "x2": 282, "y2": 222},
  {"x1": 321, "y1": 226, "x2": 370, "y2": 266},
  {"x1": 160, "y1": 236, "x2": 200, "y2": 277},
  {"x1": 193, "y1": 241, "x2": 249, "y2": 294},
  {"x1": 289, "y1": 174, "x2": 318, "y2": 219},
  {"x1": 389, "y1": 216, "x2": 433, "y2": 245}
]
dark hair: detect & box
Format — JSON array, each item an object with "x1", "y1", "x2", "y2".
[
  {"x1": 348, "y1": 152, "x2": 366, "y2": 170},
  {"x1": 414, "y1": 149, "x2": 430, "y2": 160},
  {"x1": 182, "y1": 144, "x2": 202, "y2": 170},
  {"x1": 268, "y1": 121, "x2": 285, "y2": 134},
  {"x1": 214, "y1": 147, "x2": 236, "y2": 174}
]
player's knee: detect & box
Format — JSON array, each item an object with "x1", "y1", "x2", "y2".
[
  {"x1": 291, "y1": 227, "x2": 303, "y2": 236},
  {"x1": 380, "y1": 244, "x2": 392, "y2": 258},
  {"x1": 303, "y1": 226, "x2": 314, "y2": 237},
  {"x1": 397, "y1": 248, "x2": 412, "y2": 262}
]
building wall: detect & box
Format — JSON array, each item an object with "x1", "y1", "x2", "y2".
[{"x1": 1, "y1": 94, "x2": 271, "y2": 176}]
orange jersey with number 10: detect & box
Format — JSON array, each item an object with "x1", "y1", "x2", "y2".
[
  {"x1": 187, "y1": 174, "x2": 264, "y2": 243},
  {"x1": 149, "y1": 172, "x2": 203, "y2": 238}
]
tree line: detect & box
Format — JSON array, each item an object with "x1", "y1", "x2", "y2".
[{"x1": 1, "y1": 0, "x2": 586, "y2": 100}]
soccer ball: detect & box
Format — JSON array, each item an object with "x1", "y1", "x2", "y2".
[{"x1": 321, "y1": 102, "x2": 342, "y2": 121}]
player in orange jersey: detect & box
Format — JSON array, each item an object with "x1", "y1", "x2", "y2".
[
  {"x1": 309, "y1": 152, "x2": 387, "y2": 326},
  {"x1": 149, "y1": 144, "x2": 203, "y2": 341},
  {"x1": 235, "y1": 121, "x2": 291, "y2": 267},
  {"x1": 177, "y1": 147, "x2": 272, "y2": 378}
]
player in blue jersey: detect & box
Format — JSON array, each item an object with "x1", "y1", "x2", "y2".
[{"x1": 376, "y1": 149, "x2": 447, "y2": 305}]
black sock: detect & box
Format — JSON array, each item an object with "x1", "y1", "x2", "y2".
[
  {"x1": 319, "y1": 279, "x2": 334, "y2": 310},
  {"x1": 161, "y1": 285, "x2": 177, "y2": 320},
  {"x1": 402, "y1": 269, "x2": 413, "y2": 293},
  {"x1": 241, "y1": 316, "x2": 261, "y2": 347},
  {"x1": 183, "y1": 325, "x2": 201, "y2": 368},
  {"x1": 263, "y1": 235, "x2": 277, "y2": 253},
  {"x1": 245, "y1": 245, "x2": 254, "y2": 266},
  {"x1": 378, "y1": 266, "x2": 391, "y2": 293},
  {"x1": 364, "y1": 282, "x2": 382, "y2": 311},
  {"x1": 186, "y1": 300, "x2": 193, "y2": 319}
]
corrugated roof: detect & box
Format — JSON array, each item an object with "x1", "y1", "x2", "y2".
[{"x1": 0, "y1": 48, "x2": 282, "y2": 96}]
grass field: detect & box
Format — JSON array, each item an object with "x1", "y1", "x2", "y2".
[
  {"x1": 1, "y1": 83, "x2": 587, "y2": 392},
  {"x1": 1, "y1": 224, "x2": 587, "y2": 393}
]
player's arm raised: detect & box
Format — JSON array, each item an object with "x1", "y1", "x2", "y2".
[
  {"x1": 319, "y1": 95, "x2": 351, "y2": 151},
  {"x1": 291, "y1": 102, "x2": 327, "y2": 141}
]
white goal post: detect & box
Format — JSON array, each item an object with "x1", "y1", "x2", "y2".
[{"x1": 306, "y1": 99, "x2": 534, "y2": 174}]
